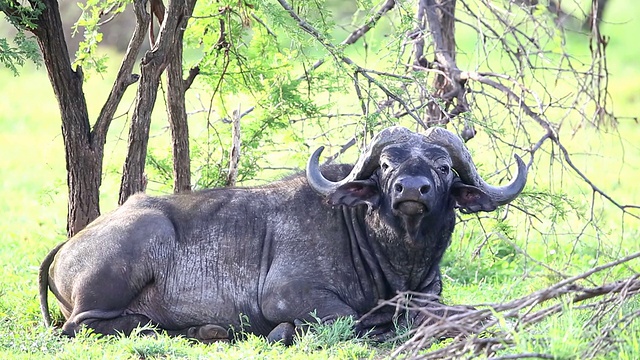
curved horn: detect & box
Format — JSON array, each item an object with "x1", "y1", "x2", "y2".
[
  {"x1": 423, "y1": 127, "x2": 528, "y2": 205},
  {"x1": 306, "y1": 126, "x2": 415, "y2": 196}
]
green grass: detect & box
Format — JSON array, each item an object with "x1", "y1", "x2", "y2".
[
  {"x1": 1, "y1": 0, "x2": 640, "y2": 358},
  {"x1": 0, "y1": 324, "x2": 380, "y2": 359}
]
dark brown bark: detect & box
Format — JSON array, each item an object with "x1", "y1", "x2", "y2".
[
  {"x1": 19, "y1": 0, "x2": 100, "y2": 237},
  {"x1": 118, "y1": 0, "x2": 198, "y2": 203},
  {"x1": 166, "y1": 36, "x2": 195, "y2": 193},
  {"x1": 118, "y1": 55, "x2": 163, "y2": 204},
  {"x1": 93, "y1": 0, "x2": 149, "y2": 147}
]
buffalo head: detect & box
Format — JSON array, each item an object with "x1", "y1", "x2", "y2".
[{"x1": 307, "y1": 126, "x2": 527, "y2": 225}]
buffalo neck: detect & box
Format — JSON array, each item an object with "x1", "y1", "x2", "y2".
[{"x1": 347, "y1": 201, "x2": 456, "y2": 294}]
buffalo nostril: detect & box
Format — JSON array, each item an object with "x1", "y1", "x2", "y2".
[
  {"x1": 394, "y1": 183, "x2": 404, "y2": 193},
  {"x1": 419, "y1": 184, "x2": 431, "y2": 194}
]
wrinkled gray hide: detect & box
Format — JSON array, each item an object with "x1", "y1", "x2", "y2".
[{"x1": 39, "y1": 126, "x2": 527, "y2": 344}]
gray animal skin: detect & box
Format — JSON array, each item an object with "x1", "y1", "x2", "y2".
[{"x1": 39, "y1": 126, "x2": 527, "y2": 344}]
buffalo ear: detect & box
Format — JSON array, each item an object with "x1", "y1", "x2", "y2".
[
  {"x1": 451, "y1": 181, "x2": 497, "y2": 213},
  {"x1": 327, "y1": 179, "x2": 380, "y2": 208}
]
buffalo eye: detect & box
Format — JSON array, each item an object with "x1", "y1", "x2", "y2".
[
  {"x1": 438, "y1": 165, "x2": 450, "y2": 175},
  {"x1": 381, "y1": 162, "x2": 390, "y2": 171}
]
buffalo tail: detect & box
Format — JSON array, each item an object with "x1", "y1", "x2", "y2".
[{"x1": 38, "y1": 242, "x2": 66, "y2": 327}]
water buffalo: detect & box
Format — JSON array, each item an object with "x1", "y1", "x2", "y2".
[{"x1": 39, "y1": 126, "x2": 527, "y2": 344}]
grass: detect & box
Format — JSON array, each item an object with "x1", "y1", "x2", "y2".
[{"x1": 1, "y1": 0, "x2": 640, "y2": 358}]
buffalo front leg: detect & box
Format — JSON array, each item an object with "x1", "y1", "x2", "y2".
[
  {"x1": 261, "y1": 286, "x2": 360, "y2": 344},
  {"x1": 354, "y1": 306, "x2": 398, "y2": 341}
]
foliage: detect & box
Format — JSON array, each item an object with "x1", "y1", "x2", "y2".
[
  {"x1": 0, "y1": 30, "x2": 40, "y2": 74},
  {"x1": 71, "y1": 0, "x2": 129, "y2": 74},
  {"x1": 0, "y1": 0, "x2": 44, "y2": 30},
  {"x1": 0, "y1": 0, "x2": 42, "y2": 72}
]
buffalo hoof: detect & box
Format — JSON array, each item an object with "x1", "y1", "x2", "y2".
[
  {"x1": 187, "y1": 324, "x2": 229, "y2": 344},
  {"x1": 267, "y1": 322, "x2": 295, "y2": 346}
]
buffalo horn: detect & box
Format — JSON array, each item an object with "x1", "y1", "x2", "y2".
[
  {"x1": 306, "y1": 126, "x2": 414, "y2": 196},
  {"x1": 422, "y1": 127, "x2": 528, "y2": 205}
]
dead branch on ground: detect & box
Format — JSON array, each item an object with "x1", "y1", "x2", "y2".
[{"x1": 383, "y1": 254, "x2": 640, "y2": 358}]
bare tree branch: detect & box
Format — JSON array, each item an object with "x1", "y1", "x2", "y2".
[
  {"x1": 343, "y1": 0, "x2": 396, "y2": 46},
  {"x1": 92, "y1": 0, "x2": 148, "y2": 148},
  {"x1": 226, "y1": 105, "x2": 241, "y2": 186},
  {"x1": 184, "y1": 65, "x2": 200, "y2": 91},
  {"x1": 276, "y1": 0, "x2": 427, "y2": 129},
  {"x1": 237, "y1": 0, "x2": 397, "y2": 122},
  {"x1": 386, "y1": 263, "x2": 640, "y2": 358},
  {"x1": 119, "y1": 0, "x2": 197, "y2": 203}
]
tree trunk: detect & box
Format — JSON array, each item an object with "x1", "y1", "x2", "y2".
[
  {"x1": 423, "y1": 0, "x2": 457, "y2": 126},
  {"x1": 26, "y1": 0, "x2": 101, "y2": 237},
  {"x1": 166, "y1": 24, "x2": 194, "y2": 193},
  {"x1": 2, "y1": 0, "x2": 150, "y2": 236},
  {"x1": 118, "y1": 0, "x2": 198, "y2": 203},
  {"x1": 118, "y1": 53, "x2": 165, "y2": 204}
]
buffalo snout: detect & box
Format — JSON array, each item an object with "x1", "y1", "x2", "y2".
[{"x1": 391, "y1": 175, "x2": 434, "y2": 215}]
